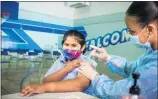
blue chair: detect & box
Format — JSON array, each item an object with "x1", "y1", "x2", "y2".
[
  {"x1": 34, "y1": 49, "x2": 43, "y2": 61},
  {"x1": 1, "y1": 50, "x2": 8, "y2": 56},
  {"x1": 16, "y1": 49, "x2": 29, "y2": 69},
  {"x1": 52, "y1": 50, "x2": 61, "y2": 59},
  {"x1": 34, "y1": 49, "x2": 43, "y2": 54},
  {"x1": 2, "y1": 49, "x2": 28, "y2": 82},
  {"x1": 20, "y1": 70, "x2": 45, "y2": 90},
  {"x1": 1, "y1": 86, "x2": 10, "y2": 95},
  {"x1": 20, "y1": 71, "x2": 37, "y2": 90},
  {"x1": 8, "y1": 49, "x2": 18, "y2": 58},
  {"x1": 17, "y1": 49, "x2": 29, "y2": 58},
  {"x1": 7, "y1": 49, "x2": 19, "y2": 67},
  {"x1": 1, "y1": 50, "x2": 10, "y2": 77},
  {"x1": 42, "y1": 50, "x2": 51, "y2": 54},
  {"x1": 42, "y1": 50, "x2": 53, "y2": 69},
  {"x1": 28, "y1": 51, "x2": 41, "y2": 73}
]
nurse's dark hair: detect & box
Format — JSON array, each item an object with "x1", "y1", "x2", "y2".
[
  {"x1": 126, "y1": 1, "x2": 158, "y2": 27},
  {"x1": 62, "y1": 30, "x2": 86, "y2": 54}
]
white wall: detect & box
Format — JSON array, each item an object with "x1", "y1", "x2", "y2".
[
  {"x1": 73, "y1": 2, "x2": 132, "y2": 19},
  {"x1": 19, "y1": 2, "x2": 132, "y2": 20},
  {"x1": 25, "y1": 30, "x2": 62, "y2": 51},
  {"x1": 19, "y1": 2, "x2": 74, "y2": 20}
]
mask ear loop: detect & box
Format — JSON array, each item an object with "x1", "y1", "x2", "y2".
[
  {"x1": 146, "y1": 32, "x2": 152, "y2": 43},
  {"x1": 146, "y1": 27, "x2": 152, "y2": 42},
  {"x1": 138, "y1": 26, "x2": 147, "y2": 36}
]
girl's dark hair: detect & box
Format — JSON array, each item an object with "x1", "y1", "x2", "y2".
[
  {"x1": 62, "y1": 30, "x2": 86, "y2": 54},
  {"x1": 126, "y1": 1, "x2": 158, "y2": 27}
]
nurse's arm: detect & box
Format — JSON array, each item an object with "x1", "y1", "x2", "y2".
[
  {"x1": 43, "y1": 73, "x2": 90, "y2": 92},
  {"x1": 88, "y1": 68, "x2": 157, "y2": 99},
  {"x1": 106, "y1": 55, "x2": 137, "y2": 78}
]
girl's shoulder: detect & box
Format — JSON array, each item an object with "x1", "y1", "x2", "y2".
[
  {"x1": 80, "y1": 55, "x2": 91, "y2": 61},
  {"x1": 53, "y1": 55, "x2": 66, "y2": 65},
  {"x1": 80, "y1": 55, "x2": 97, "y2": 68}
]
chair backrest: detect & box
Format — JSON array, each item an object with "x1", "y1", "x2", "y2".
[
  {"x1": 42, "y1": 50, "x2": 51, "y2": 54},
  {"x1": 20, "y1": 70, "x2": 45, "y2": 90},
  {"x1": 17, "y1": 49, "x2": 29, "y2": 54},
  {"x1": 7, "y1": 49, "x2": 18, "y2": 58},
  {"x1": 34, "y1": 49, "x2": 42, "y2": 53},
  {"x1": 53, "y1": 51, "x2": 61, "y2": 56},
  {"x1": 20, "y1": 71, "x2": 37, "y2": 90},
  {"x1": 8, "y1": 49, "x2": 18, "y2": 52},
  {"x1": 1, "y1": 50, "x2": 8, "y2": 56},
  {"x1": 28, "y1": 52, "x2": 38, "y2": 56}
]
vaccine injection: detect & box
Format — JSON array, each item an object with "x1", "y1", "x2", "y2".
[
  {"x1": 87, "y1": 45, "x2": 100, "y2": 67},
  {"x1": 79, "y1": 45, "x2": 98, "y2": 69},
  {"x1": 89, "y1": 45, "x2": 101, "y2": 57},
  {"x1": 90, "y1": 45, "x2": 99, "y2": 50}
]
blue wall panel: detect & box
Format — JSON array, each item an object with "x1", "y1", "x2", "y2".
[{"x1": 1, "y1": 18, "x2": 86, "y2": 51}]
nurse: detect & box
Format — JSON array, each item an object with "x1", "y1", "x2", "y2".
[{"x1": 79, "y1": 1, "x2": 158, "y2": 99}]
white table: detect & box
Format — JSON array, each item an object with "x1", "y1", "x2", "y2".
[{"x1": 2, "y1": 92, "x2": 100, "y2": 99}]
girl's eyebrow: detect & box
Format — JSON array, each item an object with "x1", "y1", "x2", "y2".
[
  {"x1": 64, "y1": 42, "x2": 68, "y2": 44},
  {"x1": 72, "y1": 44, "x2": 78, "y2": 46},
  {"x1": 64, "y1": 42, "x2": 78, "y2": 45}
]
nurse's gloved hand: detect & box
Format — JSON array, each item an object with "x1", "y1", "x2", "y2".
[
  {"x1": 78, "y1": 60, "x2": 99, "y2": 80},
  {"x1": 90, "y1": 46, "x2": 110, "y2": 62}
]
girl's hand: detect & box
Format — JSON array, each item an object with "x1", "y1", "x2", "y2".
[
  {"x1": 19, "y1": 84, "x2": 46, "y2": 97},
  {"x1": 66, "y1": 59, "x2": 81, "y2": 69}
]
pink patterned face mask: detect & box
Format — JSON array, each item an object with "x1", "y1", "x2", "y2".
[{"x1": 63, "y1": 49, "x2": 81, "y2": 60}]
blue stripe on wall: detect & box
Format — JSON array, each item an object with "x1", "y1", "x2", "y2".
[
  {"x1": 14, "y1": 29, "x2": 42, "y2": 50},
  {"x1": 1, "y1": 22, "x2": 20, "y2": 29},
  {"x1": 2, "y1": 29, "x2": 42, "y2": 50},
  {"x1": 2, "y1": 19, "x2": 87, "y2": 34},
  {"x1": 2, "y1": 36, "x2": 9, "y2": 42},
  {"x1": 54, "y1": 29, "x2": 67, "y2": 34},
  {"x1": 5, "y1": 19, "x2": 73, "y2": 30},
  {"x1": 73, "y1": 27, "x2": 85, "y2": 30},
  {"x1": 2, "y1": 28, "x2": 25, "y2": 43},
  {"x1": 1, "y1": 18, "x2": 87, "y2": 50},
  {"x1": 22, "y1": 25, "x2": 53, "y2": 33}
]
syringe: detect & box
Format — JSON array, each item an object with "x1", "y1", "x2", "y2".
[{"x1": 90, "y1": 45, "x2": 99, "y2": 50}]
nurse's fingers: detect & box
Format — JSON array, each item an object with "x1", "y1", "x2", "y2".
[
  {"x1": 78, "y1": 69, "x2": 85, "y2": 76},
  {"x1": 89, "y1": 49, "x2": 97, "y2": 57}
]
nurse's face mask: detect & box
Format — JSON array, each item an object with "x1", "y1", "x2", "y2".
[{"x1": 130, "y1": 26, "x2": 151, "y2": 48}]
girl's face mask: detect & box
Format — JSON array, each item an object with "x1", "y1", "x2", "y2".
[{"x1": 63, "y1": 49, "x2": 82, "y2": 61}]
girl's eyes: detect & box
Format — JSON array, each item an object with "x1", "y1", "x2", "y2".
[
  {"x1": 64, "y1": 43, "x2": 69, "y2": 46},
  {"x1": 64, "y1": 43, "x2": 77, "y2": 47},
  {"x1": 72, "y1": 44, "x2": 77, "y2": 47}
]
